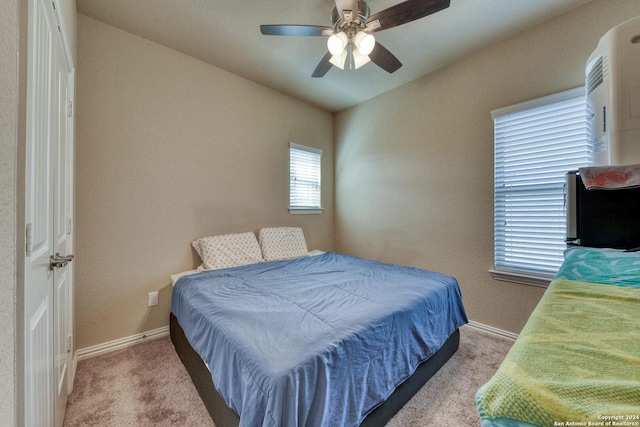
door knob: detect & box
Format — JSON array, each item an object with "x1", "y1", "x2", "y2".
[{"x1": 49, "y1": 253, "x2": 74, "y2": 271}]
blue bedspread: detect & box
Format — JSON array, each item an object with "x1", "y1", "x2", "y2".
[{"x1": 172, "y1": 252, "x2": 468, "y2": 427}]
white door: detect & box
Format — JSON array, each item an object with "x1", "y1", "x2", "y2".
[
  {"x1": 52, "y1": 29, "x2": 74, "y2": 427},
  {"x1": 24, "y1": 0, "x2": 74, "y2": 425}
]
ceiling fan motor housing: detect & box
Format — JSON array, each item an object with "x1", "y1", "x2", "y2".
[{"x1": 332, "y1": 0, "x2": 370, "y2": 33}]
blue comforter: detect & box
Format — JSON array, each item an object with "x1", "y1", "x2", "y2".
[{"x1": 172, "y1": 252, "x2": 468, "y2": 427}]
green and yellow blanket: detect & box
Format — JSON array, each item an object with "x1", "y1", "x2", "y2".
[{"x1": 477, "y1": 248, "x2": 640, "y2": 427}]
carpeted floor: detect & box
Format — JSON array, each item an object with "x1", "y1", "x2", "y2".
[{"x1": 63, "y1": 325, "x2": 513, "y2": 426}]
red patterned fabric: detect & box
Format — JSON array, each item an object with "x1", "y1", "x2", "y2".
[{"x1": 579, "y1": 164, "x2": 640, "y2": 190}]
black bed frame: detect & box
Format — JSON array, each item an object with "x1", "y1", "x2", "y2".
[{"x1": 170, "y1": 313, "x2": 460, "y2": 427}]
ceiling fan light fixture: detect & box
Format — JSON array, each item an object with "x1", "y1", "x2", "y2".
[
  {"x1": 327, "y1": 32, "x2": 348, "y2": 56},
  {"x1": 354, "y1": 31, "x2": 375, "y2": 56},
  {"x1": 260, "y1": 0, "x2": 451, "y2": 77},
  {"x1": 329, "y1": 51, "x2": 347, "y2": 70},
  {"x1": 352, "y1": 48, "x2": 371, "y2": 69}
]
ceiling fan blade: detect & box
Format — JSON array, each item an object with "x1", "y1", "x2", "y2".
[
  {"x1": 312, "y1": 52, "x2": 334, "y2": 78},
  {"x1": 366, "y1": 0, "x2": 450, "y2": 32},
  {"x1": 369, "y1": 42, "x2": 402, "y2": 73},
  {"x1": 260, "y1": 25, "x2": 334, "y2": 37}
]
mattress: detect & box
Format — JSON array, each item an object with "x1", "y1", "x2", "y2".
[
  {"x1": 476, "y1": 247, "x2": 640, "y2": 427},
  {"x1": 172, "y1": 251, "x2": 468, "y2": 427}
]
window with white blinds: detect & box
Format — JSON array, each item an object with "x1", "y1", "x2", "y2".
[
  {"x1": 493, "y1": 87, "x2": 592, "y2": 284},
  {"x1": 289, "y1": 143, "x2": 323, "y2": 214}
]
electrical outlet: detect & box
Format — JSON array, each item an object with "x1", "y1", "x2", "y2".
[{"x1": 148, "y1": 291, "x2": 159, "y2": 307}]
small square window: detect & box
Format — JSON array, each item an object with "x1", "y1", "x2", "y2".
[{"x1": 289, "y1": 143, "x2": 323, "y2": 214}]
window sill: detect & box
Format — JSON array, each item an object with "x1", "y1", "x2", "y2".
[
  {"x1": 289, "y1": 208, "x2": 323, "y2": 215},
  {"x1": 489, "y1": 269, "x2": 553, "y2": 288}
]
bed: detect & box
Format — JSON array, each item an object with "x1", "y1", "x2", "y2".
[
  {"x1": 476, "y1": 168, "x2": 640, "y2": 427},
  {"x1": 170, "y1": 227, "x2": 468, "y2": 427}
]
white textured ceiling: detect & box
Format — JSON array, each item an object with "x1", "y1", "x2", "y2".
[{"x1": 76, "y1": 0, "x2": 595, "y2": 112}]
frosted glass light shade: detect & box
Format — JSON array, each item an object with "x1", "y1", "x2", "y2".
[
  {"x1": 353, "y1": 49, "x2": 371, "y2": 69},
  {"x1": 327, "y1": 32, "x2": 348, "y2": 56},
  {"x1": 329, "y1": 51, "x2": 347, "y2": 69},
  {"x1": 354, "y1": 32, "x2": 375, "y2": 56}
]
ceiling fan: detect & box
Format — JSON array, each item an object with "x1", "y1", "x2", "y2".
[{"x1": 260, "y1": 0, "x2": 450, "y2": 77}]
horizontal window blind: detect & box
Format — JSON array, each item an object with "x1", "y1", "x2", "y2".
[
  {"x1": 290, "y1": 143, "x2": 322, "y2": 210},
  {"x1": 494, "y1": 88, "x2": 591, "y2": 277}
]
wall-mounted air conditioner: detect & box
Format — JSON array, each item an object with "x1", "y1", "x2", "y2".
[{"x1": 586, "y1": 15, "x2": 640, "y2": 166}]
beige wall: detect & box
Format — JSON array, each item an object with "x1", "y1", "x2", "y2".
[
  {"x1": 75, "y1": 0, "x2": 640, "y2": 348},
  {"x1": 1, "y1": 1, "x2": 18, "y2": 423},
  {"x1": 335, "y1": 0, "x2": 640, "y2": 334},
  {"x1": 75, "y1": 15, "x2": 335, "y2": 349}
]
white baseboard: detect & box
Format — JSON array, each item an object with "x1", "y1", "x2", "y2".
[
  {"x1": 74, "y1": 321, "x2": 514, "y2": 361},
  {"x1": 76, "y1": 325, "x2": 170, "y2": 361},
  {"x1": 465, "y1": 320, "x2": 519, "y2": 341}
]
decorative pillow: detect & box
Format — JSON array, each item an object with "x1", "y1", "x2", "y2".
[
  {"x1": 192, "y1": 239, "x2": 203, "y2": 259},
  {"x1": 258, "y1": 227, "x2": 309, "y2": 261},
  {"x1": 192, "y1": 232, "x2": 264, "y2": 270}
]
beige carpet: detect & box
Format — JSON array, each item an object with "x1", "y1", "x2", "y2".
[{"x1": 63, "y1": 325, "x2": 513, "y2": 426}]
